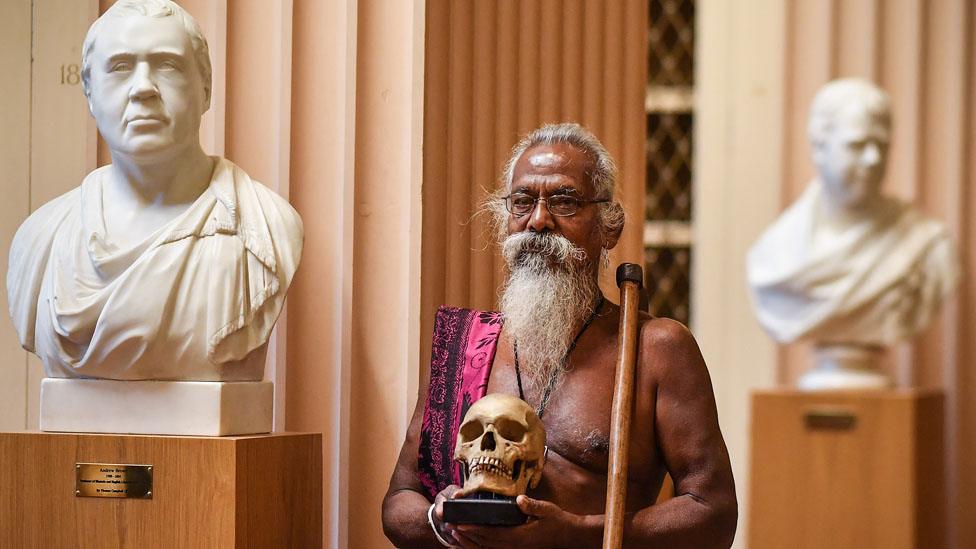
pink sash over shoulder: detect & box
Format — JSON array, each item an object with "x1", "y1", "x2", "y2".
[{"x1": 417, "y1": 306, "x2": 503, "y2": 500}]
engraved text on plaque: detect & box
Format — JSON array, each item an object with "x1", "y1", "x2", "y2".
[{"x1": 75, "y1": 463, "x2": 153, "y2": 499}]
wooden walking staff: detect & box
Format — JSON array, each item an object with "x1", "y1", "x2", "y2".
[{"x1": 602, "y1": 263, "x2": 644, "y2": 549}]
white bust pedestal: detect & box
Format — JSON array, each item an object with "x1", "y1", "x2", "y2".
[
  {"x1": 39, "y1": 378, "x2": 273, "y2": 436},
  {"x1": 797, "y1": 344, "x2": 892, "y2": 391}
]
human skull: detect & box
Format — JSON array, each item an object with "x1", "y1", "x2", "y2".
[{"x1": 454, "y1": 393, "x2": 546, "y2": 498}]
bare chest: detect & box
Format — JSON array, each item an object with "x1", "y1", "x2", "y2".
[{"x1": 485, "y1": 341, "x2": 658, "y2": 481}]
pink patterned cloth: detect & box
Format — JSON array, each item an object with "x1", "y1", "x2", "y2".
[{"x1": 417, "y1": 307, "x2": 503, "y2": 500}]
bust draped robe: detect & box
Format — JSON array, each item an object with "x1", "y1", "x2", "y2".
[
  {"x1": 6, "y1": 158, "x2": 303, "y2": 380},
  {"x1": 746, "y1": 181, "x2": 957, "y2": 346}
]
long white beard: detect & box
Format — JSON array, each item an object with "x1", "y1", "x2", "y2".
[{"x1": 499, "y1": 232, "x2": 601, "y2": 392}]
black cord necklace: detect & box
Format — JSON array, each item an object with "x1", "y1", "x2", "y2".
[{"x1": 514, "y1": 294, "x2": 604, "y2": 419}]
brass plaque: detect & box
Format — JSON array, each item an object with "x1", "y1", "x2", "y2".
[
  {"x1": 803, "y1": 409, "x2": 857, "y2": 431},
  {"x1": 75, "y1": 463, "x2": 153, "y2": 499}
]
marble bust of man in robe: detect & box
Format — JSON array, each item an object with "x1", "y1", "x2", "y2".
[
  {"x1": 6, "y1": 0, "x2": 302, "y2": 382},
  {"x1": 746, "y1": 78, "x2": 957, "y2": 389}
]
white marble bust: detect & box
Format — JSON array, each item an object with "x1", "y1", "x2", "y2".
[
  {"x1": 747, "y1": 78, "x2": 958, "y2": 390},
  {"x1": 6, "y1": 0, "x2": 303, "y2": 382}
]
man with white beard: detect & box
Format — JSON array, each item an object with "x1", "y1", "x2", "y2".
[{"x1": 383, "y1": 123, "x2": 736, "y2": 548}]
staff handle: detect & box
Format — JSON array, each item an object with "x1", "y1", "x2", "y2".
[{"x1": 602, "y1": 263, "x2": 643, "y2": 549}]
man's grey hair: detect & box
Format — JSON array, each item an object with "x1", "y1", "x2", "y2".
[
  {"x1": 807, "y1": 78, "x2": 890, "y2": 146},
  {"x1": 488, "y1": 122, "x2": 626, "y2": 240},
  {"x1": 81, "y1": 0, "x2": 212, "y2": 101}
]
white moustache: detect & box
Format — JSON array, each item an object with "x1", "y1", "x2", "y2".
[{"x1": 501, "y1": 232, "x2": 587, "y2": 269}]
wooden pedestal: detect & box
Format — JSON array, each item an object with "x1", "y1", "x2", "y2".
[
  {"x1": 0, "y1": 431, "x2": 322, "y2": 548},
  {"x1": 749, "y1": 389, "x2": 945, "y2": 549}
]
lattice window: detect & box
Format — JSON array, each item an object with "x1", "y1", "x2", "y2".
[
  {"x1": 644, "y1": 247, "x2": 692, "y2": 325},
  {"x1": 648, "y1": 0, "x2": 694, "y2": 87},
  {"x1": 645, "y1": 0, "x2": 694, "y2": 326},
  {"x1": 646, "y1": 113, "x2": 693, "y2": 221}
]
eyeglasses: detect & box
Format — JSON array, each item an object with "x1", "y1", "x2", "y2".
[{"x1": 502, "y1": 192, "x2": 609, "y2": 217}]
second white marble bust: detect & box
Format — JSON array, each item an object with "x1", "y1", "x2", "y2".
[
  {"x1": 746, "y1": 78, "x2": 957, "y2": 389},
  {"x1": 6, "y1": 0, "x2": 303, "y2": 381}
]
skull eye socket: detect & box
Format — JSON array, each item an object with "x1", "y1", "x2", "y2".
[
  {"x1": 459, "y1": 420, "x2": 484, "y2": 442},
  {"x1": 494, "y1": 418, "x2": 528, "y2": 442}
]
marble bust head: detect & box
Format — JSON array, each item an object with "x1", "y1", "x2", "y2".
[
  {"x1": 6, "y1": 0, "x2": 304, "y2": 382},
  {"x1": 808, "y1": 79, "x2": 892, "y2": 214},
  {"x1": 82, "y1": 0, "x2": 211, "y2": 163},
  {"x1": 746, "y1": 78, "x2": 957, "y2": 390}
]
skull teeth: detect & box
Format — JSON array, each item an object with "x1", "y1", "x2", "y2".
[{"x1": 467, "y1": 456, "x2": 513, "y2": 479}]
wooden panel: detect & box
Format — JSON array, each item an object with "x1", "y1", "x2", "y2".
[
  {"x1": 580, "y1": 0, "x2": 604, "y2": 132},
  {"x1": 517, "y1": 1, "x2": 541, "y2": 133},
  {"x1": 421, "y1": 0, "x2": 647, "y2": 328},
  {"x1": 836, "y1": 0, "x2": 880, "y2": 79},
  {"x1": 286, "y1": 1, "x2": 359, "y2": 546},
  {"x1": 915, "y1": 391, "x2": 948, "y2": 548},
  {"x1": 446, "y1": 2, "x2": 474, "y2": 309},
  {"x1": 914, "y1": 0, "x2": 967, "y2": 390},
  {"x1": 539, "y1": 0, "x2": 562, "y2": 122},
  {"x1": 955, "y1": 5, "x2": 976, "y2": 548},
  {"x1": 235, "y1": 434, "x2": 323, "y2": 548},
  {"x1": 1, "y1": 432, "x2": 233, "y2": 548},
  {"x1": 879, "y1": 0, "x2": 924, "y2": 203},
  {"x1": 470, "y1": 0, "x2": 497, "y2": 309},
  {"x1": 347, "y1": 2, "x2": 425, "y2": 547},
  {"x1": 0, "y1": 0, "x2": 32, "y2": 431},
  {"x1": 560, "y1": 0, "x2": 584, "y2": 120},
  {"x1": 0, "y1": 431, "x2": 321, "y2": 548},
  {"x1": 749, "y1": 390, "x2": 944, "y2": 549},
  {"x1": 618, "y1": 0, "x2": 647, "y2": 290},
  {"x1": 419, "y1": 0, "x2": 451, "y2": 387},
  {"x1": 494, "y1": 0, "x2": 520, "y2": 295},
  {"x1": 783, "y1": 0, "x2": 834, "y2": 206},
  {"x1": 225, "y1": 0, "x2": 284, "y2": 185},
  {"x1": 224, "y1": 0, "x2": 293, "y2": 430}
]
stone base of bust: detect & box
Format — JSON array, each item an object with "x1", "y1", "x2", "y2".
[
  {"x1": 798, "y1": 344, "x2": 893, "y2": 391},
  {"x1": 39, "y1": 378, "x2": 273, "y2": 436}
]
